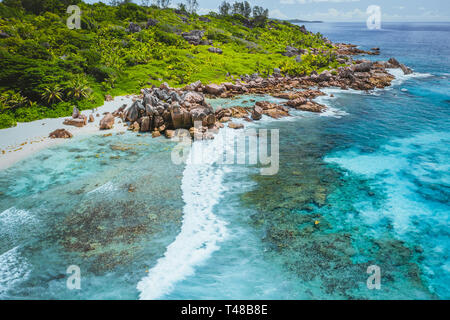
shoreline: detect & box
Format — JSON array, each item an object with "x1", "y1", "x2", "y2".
[
  {"x1": 0, "y1": 96, "x2": 135, "y2": 171},
  {"x1": 0, "y1": 56, "x2": 422, "y2": 171}
]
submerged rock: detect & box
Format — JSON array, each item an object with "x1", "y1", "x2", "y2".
[{"x1": 228, "y1": 122, "x2": 244, "y2": 129}]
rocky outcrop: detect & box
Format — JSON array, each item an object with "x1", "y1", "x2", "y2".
[
  {"x1": 49, "y1": 129, "x2": 73, "y2": 139},
  {"x1": 388, "y1": 58, "x2": 413, "y2": 74},
  {"x1": 283, "y1": 46, "x2": 307, "y2": 58},
  {"x1": 127, "y1": 22, "x2": 142, "y2": 33},
  {"x1": 182, "y1": 30, "x2": 205, "y2": 45}
]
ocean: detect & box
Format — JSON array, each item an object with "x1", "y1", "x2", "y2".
[{"x1": 0, "y1": 22, "x2": 448, "y2": 300}]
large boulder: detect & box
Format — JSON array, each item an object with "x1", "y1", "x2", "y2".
[
  {"x1": 182, "y1": 30, "x2": 205, "y2": 45},
  {"x1": 183, "y1": 91, "x2": 204, "y2": 105},
  {"x1": 171, "y1": 107, "x2": 192, "y2": 129},
  {"x1": 49, "y1": 129, "x2": 73, "y2": 139},
  {"x1": 353, "y1": 61, "x2": 373, "y2": 72},
  {"x1": 99, "y1": 113, "x2": 115, "y2": 130},
  {"x1": 205, "y1": 84, "x2": 225, "y2": 95},
  {"x1": 140, "y1": 116, "x2": 151, "y2": 132},
  {"x1": 400, "y1": 64, "x2": 413, "y2": 75},
  {"x1": 251, "y1": 106, "x2": 263, "y2": 120},
  {"x1": 388, "y1": 57, "x2": 401, "y2": 67},
  {"x1": 124, "y1": 102, "x2": 140, "y2": 122}
]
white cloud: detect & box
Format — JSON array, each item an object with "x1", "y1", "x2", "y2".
[
  {"x1": 281, "y1": 0, "x2": 360, "y2": 4},
  {"x1": 270, "y1": 9, "x2": 289, "y2": 20}
]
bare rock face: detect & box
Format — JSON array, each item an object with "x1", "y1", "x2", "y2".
[
  {"x1": 105, "y1": 95, "x2": 113, "y2": 102},
  {"x1": 89, "y1": 114, "x2": 95, "y2": 123},
  {"x1": 49, "y1": 129, "x2": 73, "y2": 139},
  {"x1": 99, "y1": 113, "x2": 115, "y2": 130}
]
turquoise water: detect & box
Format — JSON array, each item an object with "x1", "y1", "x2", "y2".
[{"x1": 1, "y1": 22, "x2": 449, "y2": 299}]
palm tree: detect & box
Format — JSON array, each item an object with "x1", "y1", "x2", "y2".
[
  {"x1": 41, "y1": 84, "x2": 63, "y2": 104},
  {"x1": 66, "y1": 76, "x2": 91, "y2": 100}
]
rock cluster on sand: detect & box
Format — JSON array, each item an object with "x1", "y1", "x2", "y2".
[{"x1": 63, "y1": 106, "x2": 87, "y2": 127}]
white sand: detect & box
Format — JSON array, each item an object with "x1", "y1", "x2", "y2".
[{"x1": 0, "y1": 96, "x2": 136, "y2": 170}]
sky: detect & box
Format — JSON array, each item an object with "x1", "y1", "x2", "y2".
[{"x1": 84, "y1": 0, "x2": 450, "y2": 22}]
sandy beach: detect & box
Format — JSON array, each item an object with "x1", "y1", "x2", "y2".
[{"x1": 0, "y1": 96, "x2": 135, "y2": 170}]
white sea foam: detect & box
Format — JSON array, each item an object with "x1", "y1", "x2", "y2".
[
  {"x1": 387, "y1": 68, "x2": 433, "y2": 87},
  {"x1": 0, "y1": 246, "x2": 31, "y2": 298},
  {"x1": 87, "y1": 181, "x2": 118, "y2": 195},
  {"x1": 0, "y1": 207, "x2": 38, "y2": 241},
  {"x1": 137, "y1": 130, "x2": 231, "y2": 300}
]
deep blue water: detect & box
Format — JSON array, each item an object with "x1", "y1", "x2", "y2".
[{"x1": 0, "y1": 22, "x2": 449, "y2": 299}]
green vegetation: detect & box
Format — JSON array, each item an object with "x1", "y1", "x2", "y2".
[{"x1": 0, "y1": 0, "x2": 338, "y2": 128}]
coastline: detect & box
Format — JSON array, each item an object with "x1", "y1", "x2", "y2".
[
  {"x1": 0, "y1": 55, "x2": 422, "y2": 172},
  {"x1": 0, "y1": 96, "x2": 135, "y2": 171}
]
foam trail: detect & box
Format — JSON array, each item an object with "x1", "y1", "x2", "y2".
[
  {"x1": 387, "y1": 68, "x2": 433, "y2": 87},
  {"x1": 137, "y1": 131, "x2": 229, "y2": 300},
  {"x1": 87, "y1": 181, "x2": 117, "y2": 195},
  {"x1": 0, "y1": 247, "x2": 31, "y2": 298}
]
